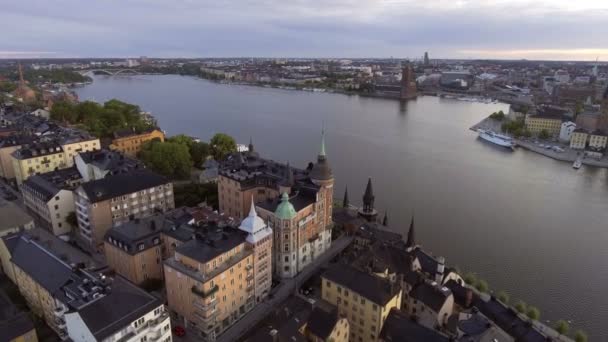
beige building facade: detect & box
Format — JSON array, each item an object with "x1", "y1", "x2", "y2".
[
  {"x1": 570, "y1": 130, "x2": 589, "y2": 149},
  {"x1": 110, "y1": 128, "x2": 165, "y2": 158},
  {"x1": 75, "y1": 170, "x2": 174, "y2": 251},
  {"x1": 524, "y1": 115, "x2": 562, "y2": 136}
]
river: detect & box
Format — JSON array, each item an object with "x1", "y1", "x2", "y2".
[{"x1": 76, "y1": 75, "x2": 608, "y2": 340}]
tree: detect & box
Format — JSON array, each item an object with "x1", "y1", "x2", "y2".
[
  {"x1": 190, "y1": 141, "x2": 210, "y2": 167},
  {"x1": 475, "y1": 279, "x2": 489, "y2": 293},
  {"x1": 526, "y1": 306, "x2": 540, "y2": 320},
  {"x1": 174, "y1": 183, "x2": 218, "y2": 208},
  {"x1": 575, "y1": 330, "x2": 588, "y2": 342},
  {"x1": 66, "y1": 212, "x2": 78, "y2": 228},
  {"x1": 168, "y1": 134, "x2": 194, "y2": 147},
  {"x1": 50, "y1": 100, "x2": 77, "y2": 122},
  {"x1": 463, "y1": 272, "x2": 477, "y2": 285},
  {"x1": 210, "y1": 133, "x2": 237, "y2": 160},
  {"x1": 538, "y1": 129, "x2": 550, "y2": 140},
  {"x1": 139, "y1": 141, "x2": 192, "y2": 179},
  {"x1": 514, "y1": 300, "x2": 527, "y2": 314},
  {"x1": 554, "y1": 320, "x2": 569, "y2": 335},
  {"x1": 497, "y1": 291, "x2": 510, "y2": 304}
]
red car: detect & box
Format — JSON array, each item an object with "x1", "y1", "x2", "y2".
[{"x1": 173, "y1": 326, "x2": 186, "y2": 337}]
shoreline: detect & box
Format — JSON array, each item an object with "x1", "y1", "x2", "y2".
[{"x1": 470, "y1": 116, "x2": 608, "y2": 168}]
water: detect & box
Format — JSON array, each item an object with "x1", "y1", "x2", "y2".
[{"x1": 76, "y1": 75, "x2": 608, "y2": 340}]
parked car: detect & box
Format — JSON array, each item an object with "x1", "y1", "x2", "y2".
[{"x1": 173, "y1": 326, "x2": 186, "y2": 337}]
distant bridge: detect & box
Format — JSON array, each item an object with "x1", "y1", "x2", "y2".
[{"x1": 79, "y1": 69, "x2": 142, "y2": 76}]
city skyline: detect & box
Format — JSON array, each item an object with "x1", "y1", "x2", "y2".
[{"x1": 1, "y1": 0, "x2": 607, "y2": 60}]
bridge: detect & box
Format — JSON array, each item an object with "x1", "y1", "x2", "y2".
[{"x1": 79, "y1": 69, "x2": 143, "y2": 76}]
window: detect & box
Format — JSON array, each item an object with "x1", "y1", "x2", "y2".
[
  {"x1": 138, "y1": 243, "x2": 145, "y2": 251},
  {"x1": 372, "y1": 304, "x2": 378, "y2": 311},
  {"x1": 284, "y1": 256, "x2": 289, "y2": 262}
]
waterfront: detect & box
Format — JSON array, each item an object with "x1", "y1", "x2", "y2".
[{"x1": 77, "y1": 75, "x2": 608, "y2": 340}]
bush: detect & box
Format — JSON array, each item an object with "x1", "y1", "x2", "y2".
[
  {"x1": 526, "y1": 306, "x2": 540, "y2": 320},
  {"x1": 554, "y1": 320, "x2": 569, "y2": 335},
  {"x1": 174, "y1": 183, "x2": 218, "y2": 209},
  {"x1": 139, "y1": 140, "x2": 192, "y2": 179},
  {"x1": 514, "y1": 300, "x2": 527, "y2": 314},
  {"x1": 497, "y1": 291, "x2": 510, "y2": 304},
  {"x1": 538, "y1": 129, "x2": 550, "y2": 139},
  {"x1": 489, "y1": 110, "x2": 506, "y2": 121},
  {"x1": 475, "y1": 279, "x2": 489, "y2": 293},
  {"x1": 574, "y1": 330, "x2": 588, "y2": 342},
  {"x1": 463, "y1": 272, "x2": 477, "y2": 285}
]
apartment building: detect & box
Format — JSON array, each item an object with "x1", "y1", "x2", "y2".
[
  {"x1": 164, "y1": 203, "x2": 272, "y2": 341},
  {"x1": 219, "y1": 136, "x2": 333, "y2": 279},
  {"x1": 75, "y1": 148, "x2": 144, "y2": 182},
  {"x1": 524, "y1": 114, "x2": 562, "y2": 136},
  {"x1": 57, "y1": 131, "x2": 100, "y2": 166},
  {"x1": 74, "y1": 169, "x2": 174, "y2": 251},
  {"x1": 0, "y1": 288, "x2": 38, "y2": 342},
  {"x1": 570, "y1": 129, "x2": 589, "y2": 149},
  {"x1": 104, "y1": 214, "x2": 171, "y2": 285},
  {"x1": 109, "y1": 128, "x2": 165, "y2": 158},
  {"x1": 0, "y1": 135, "x2": 34, "y2": 182},
  {"x1": 20, "y1": 167, "x2": 82, "y2": 237},
  {"x1": 321, "y1": 265, "x2": 402, "y2": 342},
  {"x1": 0, "y1": 228, "x2": 172, "y2": 342},
  {"x1": 11, "y1": 142, "x2": 66, "y2": 186}
]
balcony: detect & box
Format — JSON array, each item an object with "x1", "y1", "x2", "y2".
[
  {"x1": 246, "y1": 264, "x2": 253, "y2": 271},
  {"x1": 246, "y1": 273, "x2": 254, "y2": 281},
  {"x1": 56, "y1": 318, "x2": 66, "y2": 330},
  {"x1": 53, "y1": 305, "x2": 66, "y2": 318},
  {"x1": 194, "y1": 307, "x2": 219, "y2": 323},
  {"x1": 191, "y1": 285, "x2": 219, "y2": 299},
  {"x1": 193, "y1": 298, "x2": 216, "y2": 312},
  {"x1": 246, "y1": 285, "x2": 254, "y2": 292}
]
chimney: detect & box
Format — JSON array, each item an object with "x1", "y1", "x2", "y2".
[{"x1": 150, "y1": 220, "x2": 157, "y2": 230}]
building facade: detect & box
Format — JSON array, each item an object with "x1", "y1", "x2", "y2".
[
  {"x1": 559, "y1": 121, "x2": 576, "y2": 142},
  {"x1": 104, "y1": 215, "x2": 169, "y2": 285},
  {"x1": 524, "y1": 115, "x2": 562, "y2": 136},
  {"x1": 163, "y1": 205, "x2": 272, "y2": 341},
  {"x1": 322, "y1": 265, "x2": 402, "y2": 342},
  {"x1": 20, "y1": 168, "x2": 82, "y2": 237},
  {"x1": 109, "y1": 128, "x2": 165, "y2": 158},
  {"x1": 74, "y1": 170, "x2": 174, "y2": 251},
  {"x1": 12, "y1": 142, "x2": 66, "y2": 186},
  {"x1": 570, "y1": 129, "x2": 589, "y2": 149},
  {"x1": 218, "y1": 136, "x2": 333, "y2": 279}
]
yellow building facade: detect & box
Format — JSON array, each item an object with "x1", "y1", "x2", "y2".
[
  {"x1": 12, "y1": 144, "x2": 66, "y2": 186},
  {"x1": 524, "y1": 115, "x2": 562, "y2": 136},
  {"x1": 322, "y1": 266, "x2": 402, "y2": 342},
  {"x1": 570, "y1": 130, "x2": 588, "y2": 149},
  {"x1": 110, "y1": 128, "x2": 165, "y2": 158}
]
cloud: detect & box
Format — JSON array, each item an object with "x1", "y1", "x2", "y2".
[{"x1": 0, "y1": 0, "x2": 606, "y2": 60}]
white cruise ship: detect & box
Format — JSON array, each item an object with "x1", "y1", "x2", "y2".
[{"x1": 477, "y1": 129, "x2": 515, "y2": 149}]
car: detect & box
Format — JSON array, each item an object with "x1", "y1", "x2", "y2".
[{"x1": 173, "y1": 326, "x2": 186, "y2": 337}]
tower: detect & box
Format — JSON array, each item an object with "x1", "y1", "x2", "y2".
[
  {"x1": 405, "y1": 216, "x2": 416, "y2": 250},
  {"x1": 358, "y1": 178, "x2": 378, "y2": 222},
  {"x1": 342, "y1": 186, "x2": 349, "y2": 208},
  {"x1": 382, "y1": 210, "x2": 388, "y2": 226},
  {"x1": 400, "y1": 62, "x2": 418, "y2": 100},
  {"x1": 309, "y1": 129, "x2": 334, "y2": 229},
  {"x1": 424, "y1": 52, "x2": 430, "y2": 66}
]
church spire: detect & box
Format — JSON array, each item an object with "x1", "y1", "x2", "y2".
[
  {"x1": 285, "y1": 162, "x2": 294, "y2": 186},
  {"x1": 342, "y1": 186, "x2": 349, "y2": 208},
  {"x1": 363, "y1": 178, "x2": 374, "y2": 210},
  {"x1": 319, "y1": 128, "x2": 326, "y2": 157},
  {"x1": 382, "y1": 210, "x2": 388, "y2": 226},
  {"x1": 248, "y1": 137, "x2": 254, "y2": 153},
  {"x1": 248, "y1": 195, "x2": 257, "y2": 217},
  {"x1": 18, "y1": 62, "x2": 25, "y2": 87},
  {"x1": 406, "y1": 216, "x2": 416, "y2": 249}
]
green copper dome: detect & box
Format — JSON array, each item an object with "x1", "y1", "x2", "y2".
[{"x1": 275, "y1": 193, "x2": 297, "y2": 220}]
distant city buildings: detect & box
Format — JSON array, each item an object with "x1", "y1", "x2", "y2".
[{"x1": 109, "y1": 128, "x2": 165, "y2": 158}]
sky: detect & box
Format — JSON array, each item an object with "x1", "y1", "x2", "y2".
[{"x1": 1, "y1": 0, "x2": 607, "y2": 61}]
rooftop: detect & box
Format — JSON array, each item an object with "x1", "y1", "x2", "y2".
[
  {"x1": 105, "y1": 214, "x2": 173, "y2": 255},
  {"x1": 175, "y1": 226, "x2": 249, "y2": 264},
  {"x1": 79, "y1": 169, "x2": 169, "y2": 203},
  {"x1": 409, "y1": 281, "x2": 452, "y2": 312},
  {"x1": 379, "y1": 308, "x2": 449, "y2": 342},
  {"x1": 322, "y1": 264, "x2": 401, "y2": 306},
  {"x1": 0, "y1": 288, "x2": 35, "y2": 341},
  {"x1": 21, "y1": 167, "x2": 82, "y2": 201},
  {"x1": 305, "y1": 307, "x2": 339, "y2": 340},
  {"x1": 11, "y1": 141, "x2": 63, "y2": 159}
]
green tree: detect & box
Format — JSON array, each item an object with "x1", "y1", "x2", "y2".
[
  {"x1": 140, "y1": 141, "x2": 192, "y2": 179},
  {"x1": 174, "y1": 183, "x2": 219, "y2": 208},
  {"x1": 190, "y1": 141, "x2": 210, "y2": 167},
  {"x1": 210, "y1": 133, "x2": 237, "y2": 160},
  {"x1": 168, "y1": 134, "x2": 194, "y2": 147},
  {"x1": 463, "y1": 272, "x2": 477, "y2": 285},
  {"x1": 497, "y1": 291, "x2": 510, "y2": 304},
  {"x1": 526, "y1": 306, "x2": 540, "y2": 320},
  {"x1": 514, "y1": 300, "x2": 527, "y2": 314},
  {"x1": 50, "y1": 100, "x2": 77, "y2": 122},
  {"x1": 66, "y1": 212, "x2": 78, "y2": 228},
  {"x1": 475, "y1": 279, "x2": 489, "y2": 293},
  {"x1": 574, "y1": 330, "x2": 588, "y2": 342},
  {"x1": 538, "y1": 129, "x2": 550, "y2": 140},
  {"x1": 554, "y1": 320, "x2": 569, "y2": 335}
]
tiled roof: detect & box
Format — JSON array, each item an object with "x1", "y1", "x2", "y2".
[
  {"x1": 79, "y1": 169, "x2": 169, "y2": 203},
  {"x1": 322, "y1": 264, "x2": 401, "y2": 306},
  {"x1": 380, "y1": 308, "x2": 449, "y2": 342}
]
